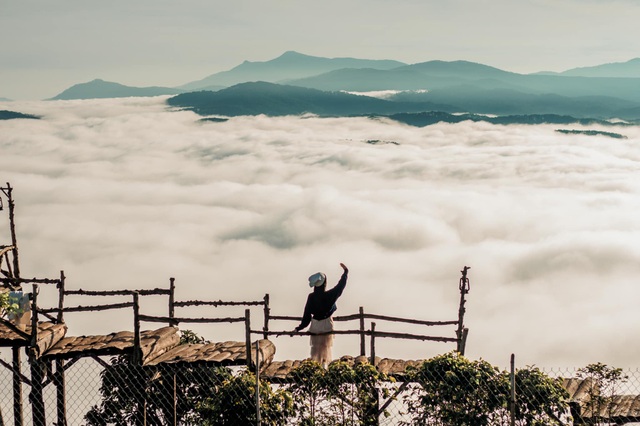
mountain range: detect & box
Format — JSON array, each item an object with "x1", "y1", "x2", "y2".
[
  {"x1": 179, "y1": 51, "x2": 406, "y2": 91},
  {"x1": 16, "y1": 52, "x2": 640, "y2": 121}
]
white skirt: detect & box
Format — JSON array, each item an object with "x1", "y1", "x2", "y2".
[{"x1": 308, "y1": 317, "x2": 334, "y2": 367}]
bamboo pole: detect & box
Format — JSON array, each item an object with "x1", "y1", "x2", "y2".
[
  {"x1": 269, "y1": 313, "x2": 457, "y2": 326},
  {"x1": 64, "y1": 288, "x2": 170, "y2": 296},
  {"x1": 365, "y1": 323, "x2": 380, "y2": 426},
  {"x1": 370, "y1": 322, "x2": 376, "y2": 365},
  {"x1": 245, "y1": 309, "x2": 252, "y2": 368},
  {"x1": 173, "y1": 369, "x2": 177, "y2": 426},
  {"x1": 29, "y1": 362, "x2": 45, "y2": 426},
  {"x1": 169, "y1": 278, "x2": 176, "y2": 326},
  {"x1": 133, "y1": 293, "x2": 141, "y2": 365},
  {"x1": 255, "y1": 339, "x2": 261, "y2": 426},
  {"x1": 0, "y1": 277, "x2": 60, "y2": 286},
  {"x1": 12, "y1": 346, "x2": 23, "y2": 426},
  {"x1": 55, "y1": 359, "x2": 67, "y2": 426},
  {"x1": 138, "y1": 314, "x2": 244, "y2": 324},
  {"x1": 359, "y1": 307, "x2": 365, "y2": 356},
  {"x1": 262, "y1": 294, "x2": 270, "y2": 340},
  {"x1": 174, "y1": 299, "x2": 265, "y2": 307},
  {"x1": 510, "y1": 354, "x2": 516, "y2": 426},
  {"x1": 456, "y1": 266, "x2": 470, "y2": 353},
  {"x1": 6, "y1": 183, "x2": 20, "y2": 280},
  {"x1": 57, "y1": 271, "x2": 65, "y2": 324},
  {"x1": 460, "y1": 328, "x2": 469, "y2": 355},
  {"x1": 29, "y1": 284, "x2": 38, "y2": 346},
  {"x1": 40, "y1": 302, "x2": 135, "y2": 314},
  {"x1": 29, "y1": 284, "x2": 46, "y2": 426}
]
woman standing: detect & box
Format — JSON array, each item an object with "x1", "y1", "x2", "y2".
[{"x1": 294, "y1": 263, "x2": 349, "y2": 367}]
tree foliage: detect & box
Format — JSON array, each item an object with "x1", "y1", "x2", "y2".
[
  {"x1": 512, "y1": 366, "x2": 569, "y2": 425},
  {"x1": 85, "y1": 330, "x2": 231, "y2": 425},
  {"x1": 403, "y1": 351, "x2": 508, "y2": 425},
  {"x1": 577, "y1": 362, "x2": 628, "y2": 425},
  {"x1": 197, "y1": 369, "x2": 294, "y2": 426},
  {"x1": 287, "y1": 359, "x2": 393, "y2": 426},
  {"x1": 402, "y1": 352, "x2": 569, "y2": 426},
  {"x1": 0, "y1": 291, "x2": 22, "y2": 318}
]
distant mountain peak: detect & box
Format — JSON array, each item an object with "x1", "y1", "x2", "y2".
[
  {"x1": 50, "y1": 79, "x2": 184, "y2": 100},
  {"x1": 179, "y1": 52, "x2": 407, "y2": 91},
  {"x1": 278, "y1": 50, "x2": 307, "y2": 58},
  {"x1": 561, "y1": 58, "x2": 640, "y2": 78}
]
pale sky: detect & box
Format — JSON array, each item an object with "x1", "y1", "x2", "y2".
[{"x1": 1, "y1": 0, "x2": 639, "y2": 100}]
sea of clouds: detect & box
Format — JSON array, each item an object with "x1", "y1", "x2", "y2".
[{"x1": 1, "y1": 96, "x2": 640, "y2": 368}]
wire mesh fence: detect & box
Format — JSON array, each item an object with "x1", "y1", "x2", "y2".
[{"x1": 2, "y1": 351, "x2": 640, "y2": 426}]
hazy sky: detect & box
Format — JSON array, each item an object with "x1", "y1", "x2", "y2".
[
  {"x1": 1, "y1": 0, "x2": 639, "y2": 100},
  {"x1": 2, "y1": 97, "x2": 640, "y2": 368}
]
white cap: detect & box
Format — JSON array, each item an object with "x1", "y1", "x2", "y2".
[{"x1": 308, "y1": 272, "x2": 326, "y2": 287}]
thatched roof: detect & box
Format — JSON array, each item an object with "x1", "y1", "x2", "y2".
[
  {"x1": 563, "y1": 378, "x2": 640, "y2": 421},
  {"x1": 145, "y1": 338, "x2": 275, "y2": 369},
  {"x1": 0, "y1": 321, "x2": 66, "y2": 351},
  {"x1": 44, "y1": 326, "x2": 179, "y2": 361}
]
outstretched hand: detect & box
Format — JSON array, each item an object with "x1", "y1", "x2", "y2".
[{"x1": 340, "y1": 262, "x2": 348, "y2": 272}]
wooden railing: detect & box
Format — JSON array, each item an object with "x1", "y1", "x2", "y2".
[{"x1": 259, "y1": 308, "x2": 460, "y2": 364}]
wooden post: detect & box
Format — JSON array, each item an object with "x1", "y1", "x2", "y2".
[
  {"x1": 30, "y1": 284, "x2": 39, "y2": 349},
  {"x1": 132, "y1": 292, "x2": 141, "y2": 365},
  {"x1": 11, "y1": 346, "x2": 23, "y2": 426},
  {"x1": 510, "y1": 354, "x2": 516, "y2": 426},
  {"x1": 245, "y1": 309, "x2": 252, "y2": 368},
  {"x1": 29, "y1": 361, "x2": 45, "y2": 426},
  {"x1": 460, "y1": 328, "x2": 469, "y2": 356},
  {"x1": 5, "y1": 183, "x2": 20, "y2": 279},
  {"x1": 172, "y1": 370, "x2": 177, "y2": 426},
  {"x1": 29, "y1": 284, "x2": 45, "y2": 426},
  {"x1": 255, "y1": 340, "x2": 261, "y2": 426},
  {"x1": 57, "y1": 271, "x2": 65, "y2": 324},
  {"x1": 168, "y1": 278, "x2": 176, "y2": 326},
  {"x1": 55, "y1": 359, "x2": 67, "y2": 426},
  {"x1": 369, "y1": 322, "x2": 376, "y2": 366},
  {"x1": 365, "y1": 323, "x2": 380, "y2": 426},
  {"x1": 359, "y1": 307, "x2": 366, "y2": 356},
  {"x1": 262, "y1": 294, "x2": 270, "y2": 340},
  {"x1": 456, "y1": 266, "x2": 470, "y2": 353}
]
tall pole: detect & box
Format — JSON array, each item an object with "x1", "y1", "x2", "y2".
[
  {"x1": 262, "y1": 294, "x2": 270, "y2": 340},
  {"x1": 255, "y1": 340, "x2": 261, "y2": 426},
  {"x1": 29, "y1": 284, "x2": 45, "y2": 426},
  {"x1": 12, "y1": 346, "x2": 23, "y2": 426},
  {"x1": 169, "y1": 278, "x2": 176, "y2": 326},
  {"x1": 456, "y1": 266, "x2": 470, "y2": 355},
  {"x1": 510, "y1": 354, "x2": 516, "y2": 426},
  {"x1": 5, "y1": 183, "x2": 20, "y2": 279}
]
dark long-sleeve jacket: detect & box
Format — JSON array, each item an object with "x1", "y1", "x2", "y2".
[{"x1": 295, "y1": 270, "x2": 348, "y2": 331}]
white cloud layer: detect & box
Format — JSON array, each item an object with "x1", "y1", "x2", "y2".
[{"x1": 2, "y1": 97, "x2": 640, "y2": 368}]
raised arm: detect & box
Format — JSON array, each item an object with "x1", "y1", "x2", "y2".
[{"x1": 326, "y1": 263, "x2": 348, "y2": 299}]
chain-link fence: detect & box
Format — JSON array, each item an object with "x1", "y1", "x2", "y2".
[{"x1": 2, "y1": 351, "x2": 640, "y2": 426}]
